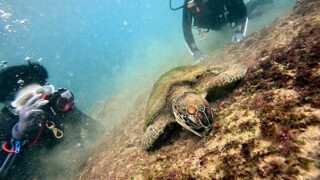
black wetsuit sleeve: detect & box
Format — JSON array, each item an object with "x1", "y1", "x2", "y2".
[
  {"x1": 182, "y1": 5, "x2": 199, "y2": 55},
  {"x1": 225, "y1": 0, "x2": 248, "y2": 25}
]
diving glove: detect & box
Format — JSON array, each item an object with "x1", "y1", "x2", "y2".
[
  {"x1": 12, "y1": 94, "x2": 49, "y2": 140},
  {"x1": 193, "y1": 50, "x2": 207, "y2": 64}
]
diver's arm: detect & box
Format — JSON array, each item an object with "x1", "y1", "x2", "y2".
[
  {"x1": 226, "y1": 0, "x2": 248, "y2": 42},
  {"x1": 182, "y1": 7, "x2": 198, "y2": 55}
]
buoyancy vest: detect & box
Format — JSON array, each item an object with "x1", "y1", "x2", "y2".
[{"x1": 191, "y1": 0, "x2": 228, "y2": 30}]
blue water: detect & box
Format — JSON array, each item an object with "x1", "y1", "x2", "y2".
[
  {"x1": 0, "y1": 0, "x2": 188, "y2": 111},
  {"x1": 0, "y1": 0, "x2": 297, "y2": 112}
]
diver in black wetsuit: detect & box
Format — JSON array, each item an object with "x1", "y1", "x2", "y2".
[
  {"x1": 0, "y1": 62, "x2": 104, "y2": 178},
  {"x1": 181, "y1": 0, "x2": 248, "y2": 62}
]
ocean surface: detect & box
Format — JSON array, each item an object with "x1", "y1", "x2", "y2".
[{"x1": 1, "y1": 0, "x2": 297, "y2": 112}]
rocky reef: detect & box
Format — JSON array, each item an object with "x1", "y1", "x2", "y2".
[{"x1": 79, "y1": 0, "x2": 320, "y2": 179}]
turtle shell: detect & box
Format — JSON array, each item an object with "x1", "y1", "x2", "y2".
[{"x1": 144, "y1": 65, "x2": 221, "y2": 127}]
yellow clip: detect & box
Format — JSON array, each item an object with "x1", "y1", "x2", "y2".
[{"x1": 46, "y1": 121, "x2": 64, "y2": 139}]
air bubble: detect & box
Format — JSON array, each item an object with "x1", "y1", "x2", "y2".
[
  {"x1": 17, "y1": 79, "x2": 24, "y2": 85},
  {"x1": 25, "y1": 56, "x2": 32, "y2": 61}
]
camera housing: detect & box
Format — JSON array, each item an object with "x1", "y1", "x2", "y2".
[{"x1": 41, "y1": 89, "x2": 74, "y2": 116}]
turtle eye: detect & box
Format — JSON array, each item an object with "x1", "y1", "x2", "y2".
[{"x1": 187, "y1": 106, "x2": 196, "y2": 115}]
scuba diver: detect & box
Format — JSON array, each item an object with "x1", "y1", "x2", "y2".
[
  {"x1": 0, "y1": 62, "x2": 104, "y2": 178},
  {"x1": 170, "y1": 0, "x2": 272, "y2": 63},
  {"x1": 181, "y1": 0, "x2": 248, "y2": 62}
]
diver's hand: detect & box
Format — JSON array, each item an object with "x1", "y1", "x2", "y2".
[
  {"x1": 193, "y1": 50, "x2": 207, "y2": 64},
  {"x1": 232, "y1": 32, "x2": 245, "y2": 43},
  {"x1": 12, "y1": 94, "x2": 49, "y2": 140}
]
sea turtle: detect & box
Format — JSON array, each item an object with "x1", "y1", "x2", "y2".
[{"x1": 141, "y1": 64, "x2": 247, "y2": 150}]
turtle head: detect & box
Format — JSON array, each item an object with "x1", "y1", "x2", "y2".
[{"x1": 172, "y1": 92, "x2": 213, "y2": 137}]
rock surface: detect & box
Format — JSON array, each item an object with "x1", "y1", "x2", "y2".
[{"x1": 79, "y1": 0, "x2": 320, "y2": 179}]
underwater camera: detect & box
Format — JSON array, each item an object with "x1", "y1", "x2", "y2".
[{"x1": 41, "y1": 89, "x2": 74, "y2": 115}]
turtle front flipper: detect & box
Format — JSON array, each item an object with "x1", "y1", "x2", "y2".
[
  {"x1": 194, "y1": 64, "x2": 247, "y2": 96},
  {"x1": 141, "y1": 114, "x2": 176, "y2": 150}
]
